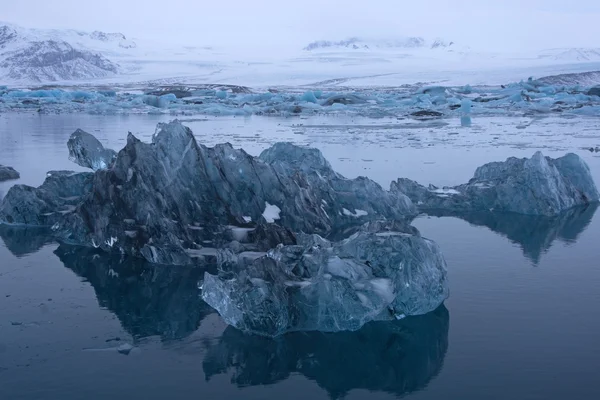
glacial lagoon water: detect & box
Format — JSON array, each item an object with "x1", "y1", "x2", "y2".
[{"x1": 1, "y1": 113, "x2": 600, "y2": 399}]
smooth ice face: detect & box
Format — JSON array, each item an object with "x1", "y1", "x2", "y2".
[
  {"x1": 392, "y1": 151, "x2": 599, "y2": 216},
  {"x1": 0, "y1": 165, "x2": 20, "y2": 182},
  {"x1": 201, "y1": 221, "x2": 449, "y2": 337},
  {"x1": 67, "y1": 129, "x2": 117, "y2": 171}
]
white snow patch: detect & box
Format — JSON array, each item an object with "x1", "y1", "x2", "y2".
[
  {"x1": 242, "y1": 216, "x2": 252, "y2": 223},
  {"x1": 356, "y1": 292, "x2": 370, "y2": 307},
  {"x1": 262, "y1": 202, "x2": 281, "y2": 223},
  {"x1": 342, "y1": 208, "x2": 369, "y2": 217},
  {"x1": 431, "y1": 188, "x2": 460, "y2": 195},
  {"x1": 284, "y1": 280, "x2": 313, "y2": 288},
  {"x1": 369, "y1": 278, "x2": 395, "y2": 303},
  {"x1": 228, "y1": 226, "x2": 254, "y2": 242},
  {"x1": 375, "y1": 232, "x2": 411, "y2": 237}
]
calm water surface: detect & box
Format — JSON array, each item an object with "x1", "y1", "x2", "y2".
[{"x1": 1, "y1": 113, "x2": 599, "y2": 399}]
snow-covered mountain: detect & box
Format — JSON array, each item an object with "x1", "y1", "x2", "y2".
[
  {"x1": 537, "y1": 48, "x2": 600, "y2": 62},
  {"x1": 303, "y1": 37, "x2": 455, "y2": 51},
  {"x1": 0, "y1": 23, "x2": 134, "y2": 82},
  {"x1": 1, "y1": 22, "x2": 600, "y2": 88}
]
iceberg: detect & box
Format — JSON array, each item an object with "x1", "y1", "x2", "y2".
[
  {"x1": 0, "y1": 165, "x2": 20, "y2": 182},
  {"x1": 202, "y1": 220, "x2": 448, "y2": 336},
  {"x1": 67, "y1": 129, "x2": 117, "y2": 170},
  {"x1": 392, "y1": 152, "x2": 599, "y2": 216},
  {"x1": 46, "y1": 121, "x2": 415, "y2": 264}
]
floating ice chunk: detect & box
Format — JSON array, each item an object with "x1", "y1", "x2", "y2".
[
  {"x1": 392, "y1": 152, "x2": 600, "y2": 216},
  {"x1": 142, "y1": 93, "x2": 176, "y2": 108},
  {"x1": 0, "y1": 165, "x2": 20, "y2": 182},
  {"x1": 262, "y1": 203, "x2": 281, "y2": 223},
  {"x1": 300, "y1": 91, "x2": 318, "y2": 103},
  {"x1": 67, "y1": 129, "x2": 117, "y2": 171},
  {"x1": 202, "y1": 221, "x2": 448, "y2": 336}
]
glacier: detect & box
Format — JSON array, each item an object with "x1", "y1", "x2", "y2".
[
  {"x1": 392, "y1": 152, "x2": 599, "y2": 216},
  {"x1": 0, "y1": 165, "x2": 20, "y2": 182}
]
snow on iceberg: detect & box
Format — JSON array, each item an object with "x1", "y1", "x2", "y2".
[{"x1": 392, "y1": 152, "x2": 599, "y2": 216}]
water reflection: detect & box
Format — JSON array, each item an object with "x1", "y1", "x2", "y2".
[
  {"x1": 425, "y1": 204, "x2": 598, "y2": 264},
  {"x1": 0, "y1": 224, "x2": 54, "y2": 256},
  {"x1": 203, "y1": 305, "x2": 449, "y2": 399},
  {"x1": 54, "y1": 245, "x2": 214, "y2": 340}
]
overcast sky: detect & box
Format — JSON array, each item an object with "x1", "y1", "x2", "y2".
[{"x1": 4, "y1": 0, "x2": 600, "y2": 51}]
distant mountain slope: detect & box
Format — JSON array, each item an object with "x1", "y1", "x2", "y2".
[
  {"x1": 0, "y1": 23, "x2": 130, "y2": 82},
  {"x1": 537, "y1": 48, "x2": 600, "y2": 62},
  {"x1": 303, "y1": 37, "x2": 455, "y2": 51},
  {"x1": 538, "y1": 70, "x2": 600, "y2": 86}
]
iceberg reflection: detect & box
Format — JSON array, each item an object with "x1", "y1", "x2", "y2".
[
  {"x1": 203, "y1": 305, "x2": 449, "y2": 399},
  {"x1": 54, "y1": 245, "x2": 214, "y2": 340},
  {"x1": 425, "y1": 203, "x2": 598, "y2": 264}
]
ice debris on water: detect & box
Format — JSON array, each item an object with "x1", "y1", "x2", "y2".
[
  {"x1": 2, "y1": 78, "x2": 600, "y2": 117},
  {"x1": 67, "y1": 129, "x2": 117, "y2": 170},
  {"x1": 392, "y1": 151, "x2": 599, "y2": 216},
  {"x1": 202, "y1": 220, "x2": 448, "y2": 337},
  {"x1": 0, "y1": 165, "x2": 20, "y2": 182}
]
